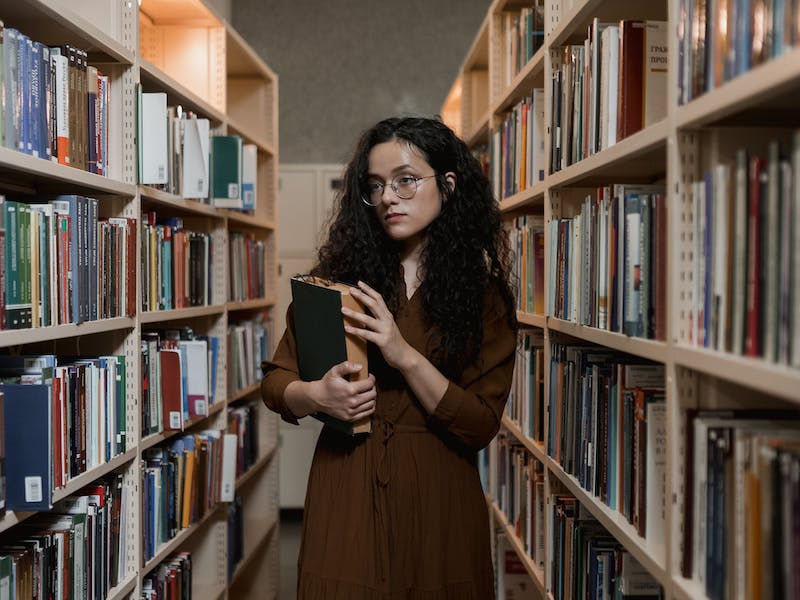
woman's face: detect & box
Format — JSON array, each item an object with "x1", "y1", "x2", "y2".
[{"x1": 365, "y1": 139, "x2": 452, "y2": 252}]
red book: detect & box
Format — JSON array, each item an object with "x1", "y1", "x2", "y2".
[
  {"x1": 160, "y1": 349, "x2": 184, "y2": 431},
  {"x1": 617, "y1": 20, "x2": 645, "y2": 140},
  {"x1": 745, "y1": 156, "x2": 764, "y2": 357}
]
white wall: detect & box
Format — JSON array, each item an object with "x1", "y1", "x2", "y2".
[{"x1": 276, "y1": 164, "x2": 344, "y2": 508}]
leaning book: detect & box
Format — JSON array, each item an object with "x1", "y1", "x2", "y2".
[{"x1": 290, "y1": 275, "x2": 371, "y2": 435}]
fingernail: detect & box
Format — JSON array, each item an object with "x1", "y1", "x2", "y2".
[{"x1": 353, "y1": 363, "x2": 362, "y2": 370}]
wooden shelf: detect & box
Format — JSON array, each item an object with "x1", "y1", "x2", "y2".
[
  {"x1": 235, "y1": 446, "x2": 277, "y2": 491},
  {"x1": 142, "y1": 503, "x2": 223, "y2": 576},
  {"x1": 492, "y1": 45, "x2": 547, "y2": 116},
  {"x1": 499, "y1": 182, "x2": 546, "y2": 213},
  {"x1": 546, "y1": 457, "x2": 669, "y2": 589},
  {"x1": 489, "y1": 501, "x2": 546, "y2": 597},
  {"x1": 227, "y1": 298, "x2": 275, "y2": 312},
  {"x1": 139, "y1": 59, "x2": 227, "y2": 125},
  {"x1": 517, "y1": 311, "x2": 546, "y2": 329},
  {"x1": 465, "y1": 109, "x2": 491, "y2": 148},
  {"x1": 228, "y1": 382, "x2": 262, "y2": 404},
  {"x1": 547, "y1": 119, "x2": 668, "y2": 189},
  {"x1": 107, "y1": 573, "x2": 138, "y2": 600},
  {"x1": 2, "y1": 0, "x2": 135, "y2": 64},
  {"x1": 547, "y1": 0, "x2": 666, "y2": 49},
  {"x1": 140, "y1": 305, "x2": 226, "y2": 324},
  {"x1": 226, "y1": 117, "x2": 277, "y2": 156},
  {"x1": 139, "y1": 186, "x2": 221, "y2": 218},
  {"x1": 0, "y1": 317, "x2": 135, "y2": 349},
  {"x1": 140, "y1": 402, "x2": 226, "y2": 453},
  {"x1": 547, "y1": 318, "x2": 668, "y2": 363},
  {"x1": 52, "y1": 449, "x2": 137, "y2": 504},
  {"x1": 673, "y1": 575, "x2": 707, "y2": 600},
  {"x1": 501, "y1": 415, "x2": 548, "y2": 464},
  {"x1": 223, "y1": 210, "x2": 276, "y2": 230},
  {"x1": 672, "y1": 344, "x2": 800, "y2": 405},
  {"x1": 675, "y1": 47, "x2": 800, "y2": 129},
  {"x1": 0, "y1": 147, "x2": 136, "y2": 197}
]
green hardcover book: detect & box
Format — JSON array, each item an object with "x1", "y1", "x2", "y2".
[
  {"x1": 210, "y1": 135, "x2": 242, "y2": 208},
  {"x1": 290, "y1": 275, "x2": 371, "y2": 435}
]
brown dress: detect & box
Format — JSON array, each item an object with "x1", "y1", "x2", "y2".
[{"x1": 260, "y1": 287, "x2": 516, "y2": 599}]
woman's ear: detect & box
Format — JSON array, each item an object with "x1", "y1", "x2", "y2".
[{"x1": 444, "y1": 171, "x2": 457, "y2": 193}]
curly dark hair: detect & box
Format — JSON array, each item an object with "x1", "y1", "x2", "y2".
[{"x1": 311, "y1": 116, "x2": 517, "y2": 377}]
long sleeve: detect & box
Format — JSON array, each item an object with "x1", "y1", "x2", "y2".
[
  {"x1": 260, "y1": 304, "x2": 302, "y2": 425},
  {"x1": 427, "y1": 295, "x2": 517, "y2": 450}
]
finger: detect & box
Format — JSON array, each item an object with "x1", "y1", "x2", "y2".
[
  {"x1": 330, "y1": 360, "x2": 363, "y2": 378},
  {"x1": 341, "y1": 306, "x2": 378, "y2": 328},
  {"x1": 349, "y1": 402, "x2": 376, "y2": 422},
  {"x1": 349, "y1": 375, "x2": 376, "y2": 394},
  {"x1": 353, "y1": 386, "x2": 377, "y2": 404},
  {"x1": 344, "y1": 324, "x2": 379, "y2": 343},
  {"x1": 356, "y1": 281, "x2": 389, "y2": 311}
]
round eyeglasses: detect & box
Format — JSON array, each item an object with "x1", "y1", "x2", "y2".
[{"x1": 361, "y1": 174, "x2": 437, "y2": 206}]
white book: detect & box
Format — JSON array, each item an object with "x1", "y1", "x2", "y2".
[
  {"x1": 181, "y1": 116, "x2": 210, "y2": 199},
  {"x1": 220, "y1": 433, "x2": 238, "y2": 502},
  {"x1": 712, "y1": 163, "x2": 730, "y2": 352},
  {"x1": 241, "y1": 143, "x2": 258, "y2": 211},
  {"x1": 179, "y1": 340, "x2": 209, "y2": 418},
  {"x1": 138, "y1": 92, "x2": 168, "y2": 184},
  {"x1": 50, "y1": 49, "x2": 69, "y2": 164},
  {"x1": 600, "y1": 25, "x2": 619, "y2": 149},
  {"x1": 643, "y1": 21, "x2": 668, "y2": 126}
]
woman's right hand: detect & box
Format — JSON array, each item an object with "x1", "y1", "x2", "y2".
[{"x1": 310, "y1": 361, "x2": 376, "y2": 423}]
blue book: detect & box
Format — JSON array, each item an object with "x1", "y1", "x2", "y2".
[{"x1": 2, "y1": 380, "x2": 53, "y2": 510}]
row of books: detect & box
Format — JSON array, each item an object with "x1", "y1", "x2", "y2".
[
  {"x1": 1, "y1": 195, "x2": 137, "y2": 330},
  {"x1": 548, "y1": 185, "x2": 667, "y2": 340},
  {"x1": 0, "y1": 354, "x2": 128, "y2": 512},
  {"x1": 228, "y1": 231, "x2": 266, "y2": 303},
  {"x1": 499, "y1": 2, "x2": 545, "y2": 90},
  {"x1": 681, "y1": 409, "x2": 800, "y2": 600},
  {"x1": 490, "y1": 89, "x2": 545, "y2": 201},
  {"x1": 143, "y1": 429, "x2": 236, "y2": 561},
  {"x1": 227, "y1": 400, "x2": 260, "y2": 480},
  {"x1": 0, "y1": 23, "x2": 109, "y2": 174},
  {"x1": 548, "y1": 347, "x2": 667, "y2": 562},
  {"x1": 141, "y1": 213, "x2": 214, "y2": 312},
  {"x1": 678, "y1": 0, "x2": 800, "y2": 104},
  {"x1": 492, "y1": 434, "x2": 546, "y2": 568},
  {"x1": 0, "y1": 474, "x2": 129, "y2": 600},
  {"x1": 551, "y1": 495, "x2": 661, "y2": 600},
  {"x1": 143, "y1": 552, "x2": 192, "y2": 600},
  {"x1": 509, "y1": 215, "x2": 545, "y2": 315},
  {"x1": 138, "y1": 91, "x2": 258, "y2": 211},
  {"x1": 494, "y1": 530, "x2": 540, "y2": 600},
  {"x1": 506, "y1": 329, "x2": 545, "y2": 444},
  {"x1": 687, "y1": 135, "x2": 800, "y2": 368},
  {"x1": 550, "y1": 20, "x2": 667, "y2": 172},
  {"x1": 141, "y1": 329, "x2": 220, "y2": 437},
  {"x1": 227, "y1": 315, "x2": 273, "y2": 397}
]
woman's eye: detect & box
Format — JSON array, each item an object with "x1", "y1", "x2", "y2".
[{"x1": 396, "y1": 176, "x2": 416, "y2": 185}]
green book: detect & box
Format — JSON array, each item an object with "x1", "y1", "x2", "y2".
[
  {"x1": 210, "y1": 135, "x2": 242, "y2": 208},
  {"x1": 290, "y1": 275, "x2": 371, "y2": 435}
]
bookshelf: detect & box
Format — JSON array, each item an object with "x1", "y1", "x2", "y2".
[
  {"x1": 0, "y1": 0, "x2": 280, "y2": 598},
  {"x1": 450, "y1": 1, "x2": 800, "y2": 599}
]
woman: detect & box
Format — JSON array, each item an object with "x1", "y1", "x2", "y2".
[{"x1": 261, "y1": 116, "x2": 518, "y2": 598}]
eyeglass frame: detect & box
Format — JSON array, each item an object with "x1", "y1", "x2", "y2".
[{"x1": 360, "y1": 174, "x2": 439, "y2": 207}]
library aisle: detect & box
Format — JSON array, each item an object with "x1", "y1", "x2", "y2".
[{"x1": 444, "y1": 0, "x2": 800, "y2": 599}]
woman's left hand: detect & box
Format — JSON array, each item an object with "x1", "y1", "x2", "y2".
[{"x1": 343, "y1": 281, "x2": 413, "y2": 370}]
